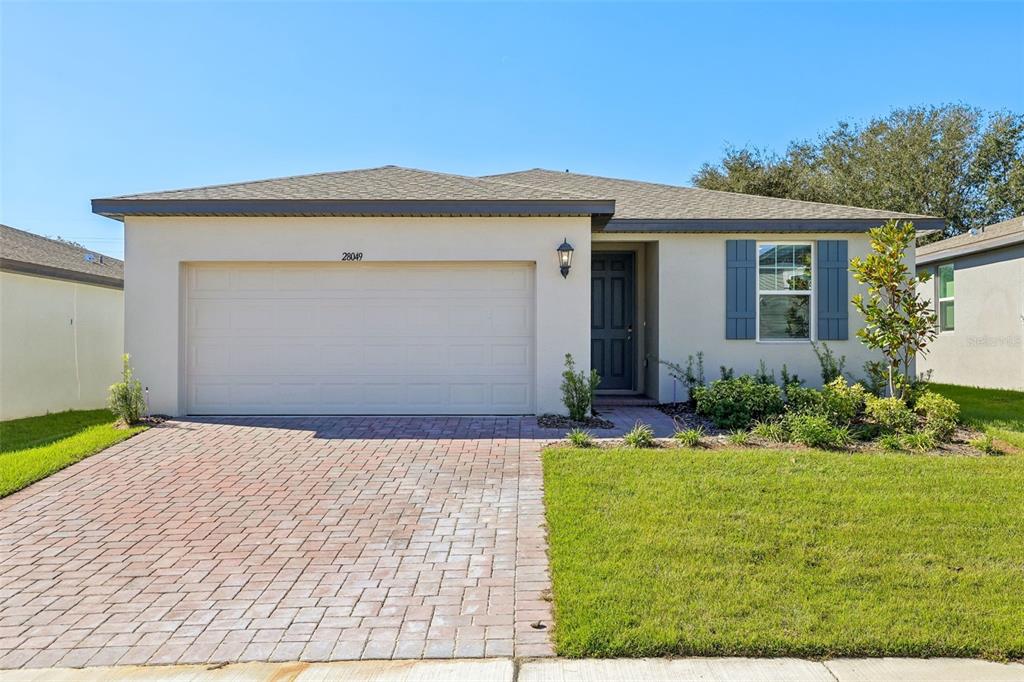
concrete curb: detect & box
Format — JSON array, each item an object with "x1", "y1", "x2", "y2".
[{"x1": 2, "y1": 657, "x2": 1024, "y2": 681}]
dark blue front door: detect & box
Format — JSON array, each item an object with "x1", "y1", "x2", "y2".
[{"x1": 591, "y1": 252, "x2": 634, "y2": 390}]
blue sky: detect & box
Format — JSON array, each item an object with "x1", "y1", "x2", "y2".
[{"x1": 3, "y1": 2, "x2": 1022, "y2": 259}]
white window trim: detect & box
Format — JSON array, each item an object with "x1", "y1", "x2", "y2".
[
  {"x1": 755, "y1": 240, "x2": 815, "y2": 343},
  {"x1": 937, "y1": 263, "x2": 955, "y2": 333}
]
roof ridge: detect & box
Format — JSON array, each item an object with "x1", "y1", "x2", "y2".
[
  {"x1": 466, "y1": 173, "x2": 602, "y2": 201},
  {"x1": 489, "y1": 168, "x2": 939, "y2": 220},
  {"x1": 381, "y1": 165, "x2": 599, "y2": 200},
  {"x1": 0, "y1": 224, "x2": 123, "y2": 264}
]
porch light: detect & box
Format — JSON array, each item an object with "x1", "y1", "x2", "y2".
[{"x1": 557, "y1": 239, "x2": 574, "y2": 278}]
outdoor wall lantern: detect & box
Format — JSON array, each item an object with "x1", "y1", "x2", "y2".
[{"x1": 557, "y1": 238, "x2": 574, "y2": 278}]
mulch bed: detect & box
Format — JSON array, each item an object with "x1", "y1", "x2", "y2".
[
  {"x1": 656, "y1": 402, "x2": 723, "y2": 434},
  {"x1": 537, "y1": 414, "x2": 615, "y2": 430},
  {"x1": 115, "y1": 415, "x2": 169, "y2": 430}
]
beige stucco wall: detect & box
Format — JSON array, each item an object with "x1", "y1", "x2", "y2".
[
  {"x1": 595, "y1": 231, "x2": 886, "y2": 402},
  {"x1": 124, "y1": 216, "x2": 592, "y2": 416},
  {"x1": 0, "y1": 272, "x2": 124, "y2": 420},
  {"x1": 916, "y1": 245, "x2": 1024, "y2": 390}
]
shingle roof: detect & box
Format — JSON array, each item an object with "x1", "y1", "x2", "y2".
[
  {"x1": 0, "y1": 224, "x2": 123, "y2": 288},
  {"x1": 916, "y1": 216, "x2": 1024, "y2": 265},
  {"x1": 92, "y1": 164, "x2": 944, "y2": 230},
  {"x1": 106, "y1": 166, "x2": 602, "y2": 202},
  {"x1": 485, "y1": 168, "x2": 938, "y2": 223}
]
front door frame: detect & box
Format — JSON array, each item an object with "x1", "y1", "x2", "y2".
[{"x1": 591, "y1": 251, "x2": 637, "y2": 393}]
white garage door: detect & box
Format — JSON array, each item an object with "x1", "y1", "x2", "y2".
[{"x1": 186, "y1": 262, "x2": 535, "y2": 415}]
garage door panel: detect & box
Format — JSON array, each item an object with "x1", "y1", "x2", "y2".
[
  {"x1": 493, "y1": 344, "x2": 530, "y2": 368},
  {"x1": 186, "y1": 262, "x2": 535, "y2": 414},
  {"x1": 493, "y1": 383, "x2": 530, "y2": 406}
]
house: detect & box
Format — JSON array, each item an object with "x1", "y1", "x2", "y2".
[
  {"x1": 916, "y1": 216, "x2": 1024, "y2": 391},
  {"x1": 91, "y1": 166, "x2": 942, "y2": 417},
  {"x1": 0, "y1": 225, "x2": 124, "y2": 420}
]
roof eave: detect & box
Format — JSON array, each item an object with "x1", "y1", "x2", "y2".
[
  {"x1": 916, "y1": 232, "x2": 1024, "y2": 265},
  {"x1": 597, "y1": 217, "x2": 945, "y2": 233},
  {"x1": 0, "y1": 258, "x2": 124, "y2": 289},
  {"x1": 91, "y1": 198, "x2": 617, "y2": 220}
]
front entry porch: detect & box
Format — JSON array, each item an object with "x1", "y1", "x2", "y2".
[{"x1": 590, "y1": 242, "x2": 659, "y2": 400}]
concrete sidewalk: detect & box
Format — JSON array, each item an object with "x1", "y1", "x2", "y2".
[{"x1": 2, "y1": 657, "x2": 1024, "y2": 681}]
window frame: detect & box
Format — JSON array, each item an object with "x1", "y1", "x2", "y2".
[
  {"x1": 755, "y1": 240, "x2": 815, "y2": 343},
  {"x1": 936, "y1": 263, "x2": 955, "y2": 332}
]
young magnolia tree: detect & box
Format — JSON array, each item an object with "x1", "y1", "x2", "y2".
[{"x1": 849, "y1": 220, "x2": 938, "y2": 400}]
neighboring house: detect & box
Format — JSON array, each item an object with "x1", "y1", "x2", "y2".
[
  {"x1": 91, "y1": 166, "x2": 942, "y2": 417},
  {"x1": 0, "y1": 225, "x2": 124, "y2": 420},
  {"x1": 916, "y1": 216, "x2": 1024, "y2": 391}
]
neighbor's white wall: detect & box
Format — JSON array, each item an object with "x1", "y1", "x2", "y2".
[
  {"x1": 0, "y1": 272, "x2": 124, "y2": 420},
  {"x1": 916, "y1": 245, "x2": 1024, "y2": 390},
  {"x1": 596, "y1": 231, "x2": 886, "y2": 402},
  {"x1": 124, "y1": 215, "x2": 592, "y2": 416}
]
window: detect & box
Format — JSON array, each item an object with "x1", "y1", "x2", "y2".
[
  {"x1": 937, "y1": 263, "x2": 954, "y2": 331},
  {"x1": 757, "y1": 243, "x2": 813, "y2": 340}
]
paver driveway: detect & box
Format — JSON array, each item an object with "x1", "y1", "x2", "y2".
[{"x1": 0, "y1": 417, "x2": 556, "y2": 669}]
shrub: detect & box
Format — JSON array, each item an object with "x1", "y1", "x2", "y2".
[
  {"x1": 786, "y1": 413, "x2": 851, "y2": 449},
  {"x1": 971, "y1": 434, "x2": 1003, "y2": 455},
  {"x1": 751, "y1": 419, "x2": 787, "y2": 443},
  {"x1": 561, "y1": 353, "x2": 601, "y2": 422},
  {"x1": 754, "y1": 360, "x2": 775, "y2": 386},
  {"x1": 914, "y1": 390, "x2": 960, "y2": 441},
  {"x1": 865, "y1": 396, "x2": 916, "y2": 434},
  {"x1": 811, "y1": 340, "x2": 846, "y2": 384},
  {"x1": 673, "y1": 426, "x2": 705, "y2": 447},
  {"x1": 728, "y1": 430, "x2": 750, "y2": 446},
  {"x1": 566, "y1": 428, "x2": 595, "y2": 448},
  {"x1": 900, "y1": 430, "x2": 937, "y2": 452},
  {"x1": 851, "y1": 423, "x2": 881, "y2": 441},
  {"x1": 719, "y1": 366, "x2": 735, "y2": 380},
  {"x1": 786, "y1": 385, "x2": 823, "y2": 415},
  {"x1": 861, "y1": 360, "x2": 889, "y2": 397},
  {"x1": 622, "y1": 422, "x2": 656, "y2": 448},
  {"x1": 787, "y1": 378, "x2": 866, "y2": 427},
  {"x1": 109, "y1": 354, "x2": 146, "y2": 425},
  {"x1": 878, "y1": 433, "x2": 904, "y2": 451},
  {"x1": 694, "y1": 377, "x2": 784, "y2": 430},
  {"x1": 819, "y1": 377, "x2": 867, "y2": 424},
  {"x1": 779, "y1": 364, "x2": 804, "y2": 401},
  {"x1": 661, "y1": 352, "x2": 705, "y2": 405}
]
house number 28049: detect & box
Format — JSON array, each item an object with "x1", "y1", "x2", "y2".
[{"x1": 341, "y1": 252, "x2": 364, "y2": 261}]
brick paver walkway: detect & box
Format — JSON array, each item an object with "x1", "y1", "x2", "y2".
[{"x1": 0, "y1": 416, "x2": 561, "y2": 669}]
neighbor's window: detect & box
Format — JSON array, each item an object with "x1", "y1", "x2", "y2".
[
  {"x1": 757, "y1": 243, "x2": 812, "y2": 340},
  {"x1": 937, "y1": 263, "x2": 954, "y2": 331}
]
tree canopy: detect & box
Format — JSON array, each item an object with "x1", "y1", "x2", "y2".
[{"x1": 693, "y1": 105, "x2": 1024, "y2": 235}]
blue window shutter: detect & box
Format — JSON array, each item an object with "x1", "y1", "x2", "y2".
[
  {"x1": 725, "y1": 240, "x2": 756, "y2": 339},
  {"x1": 817, "y1": 240, "x2": 849, "y2": 340}
]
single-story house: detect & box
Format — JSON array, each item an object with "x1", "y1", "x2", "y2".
[
  {"x1": 0, "y1": 224, "x2": 124, "y2": 420},
  {"x1": 916, "y1": 216, "x2": 1023, "y2": 391},
  {"x1": 91, "y1": 166, "x2": 942, "y2": 417}
]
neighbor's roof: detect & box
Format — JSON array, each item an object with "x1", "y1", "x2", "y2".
[
  {"x1": 916, "y1": 216, "x2": 1024, "y2": 266},
  {"x1": 0, "y1": 224, "x2": 123, "y2": 289},
  {"x1": 93, "y1": 165, "x2": 944, "y2": 232}
]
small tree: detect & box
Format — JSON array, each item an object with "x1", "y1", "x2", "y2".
[
  {"x1": 849, "y1": 220, "x2": 937, "y2": 400},
  {"x1": 109, "y1": 354, "x2": 146, "y2": 425},
  {"x1": 561, "y1": 353, "x2": 601, "y2": 421}
]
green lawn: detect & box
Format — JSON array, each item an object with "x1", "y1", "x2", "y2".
[
  {"x1": 1, "y1": 409, "x2": 146, "y2": 497},
  {"x1": 930, "y1": 383, "x2": 1024, "y2": 449},
  {"x1": 544, "y1": 446, "x2": 1024, "y2": 660}
]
